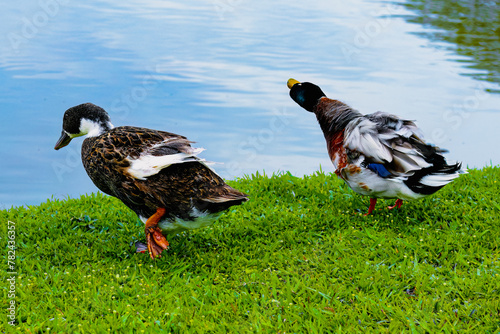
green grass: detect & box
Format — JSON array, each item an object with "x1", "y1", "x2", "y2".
[{"x1": 1, "y1": 167, "x2": 500, "y2": 333}]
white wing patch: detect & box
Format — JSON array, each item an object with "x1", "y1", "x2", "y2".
[
  {"x1": 344, "y1": 118, "x2": 393, "y2": 163},
  {"x1": 127, "y1": 147, "x2": 205, "y2": 180},
  {"x1": 344, "y1": 116, "x2": 432, "y2": 175}
]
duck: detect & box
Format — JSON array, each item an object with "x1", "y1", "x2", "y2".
[
  {"x1": 287, "y1": 78, "x2": 465, "y2": 215},
  {"x1": 54, "y1": 103, "x2": 248, "y2": 259}
]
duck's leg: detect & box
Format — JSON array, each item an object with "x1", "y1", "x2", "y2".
[
  {"x1": 145, "y1": 207, "x2": 170, "y2": 260},
  {"x1": 364, "y1": 198, "x2": 377, "y2": 216},
  {"x1": 387, "y1": 199, "x2": 403, "y2": 210}
]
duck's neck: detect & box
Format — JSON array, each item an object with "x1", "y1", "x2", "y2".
[
  {"x1": 80, "y1": 118, "x2": 114, "y2": 138},
  {"x1": 314, "y1": 98, "x2": 361, "y2": 141}
]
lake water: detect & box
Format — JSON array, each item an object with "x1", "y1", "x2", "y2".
[{"x1": 1, "y1": 0, "x2": 499, "y2": 208}]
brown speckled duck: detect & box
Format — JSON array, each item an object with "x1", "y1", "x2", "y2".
[
  {"x1": 287, "y1": 79, "x2": 465, "y2": 215},
  {"x1": 55, "y1": 103, "x2": 248, "y2": 259}
]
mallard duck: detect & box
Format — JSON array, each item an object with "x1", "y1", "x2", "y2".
[
  {"x1": 287, "y1": 79, "x2": 465, "y2": 215},
  {"x1": 55, "y1": 103, "x2": 248, "y2": 259}
]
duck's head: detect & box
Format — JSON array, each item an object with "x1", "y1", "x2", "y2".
[
  {"x1": 287, "y1": 78, "x2": 326, "y2": 112},
  {"x1": 54, "y1": 103, "x2": 114, "y2": 150}
]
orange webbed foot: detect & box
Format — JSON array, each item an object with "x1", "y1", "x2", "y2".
[
  {"x1": 144, "y1": 207, "x2": 169, "y2": 260},
  {"x1": 146, "y1": 226, "x2": 169, "y2": 259}
]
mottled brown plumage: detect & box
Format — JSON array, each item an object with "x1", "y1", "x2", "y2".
[
  {"x1": 81, "y1": 126, "x2": 246, "y2": 220},
  {"x1": 55, "y1": 103, "x2": 248, "y2": 259}
]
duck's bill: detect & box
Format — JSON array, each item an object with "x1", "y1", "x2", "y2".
[
  {"x1": 54, "y1": 131, "x2": 72, "y2": 150},
  {"x1": 287, "y1": 78, "x2": 300, "y2": 89}
]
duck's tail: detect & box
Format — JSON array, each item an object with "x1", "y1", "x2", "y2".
[
  {"x1": 405, "y1": 161, "x2": 465, "y2": 195},
  {"x1": 200, "y1": 185, "x2": 249, "y2": 212}
]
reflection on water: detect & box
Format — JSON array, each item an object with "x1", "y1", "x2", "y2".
[
  {"x1": 402, "y1": 0, "x2": 500, "y2": 91},
  {"x1": 1, "y1": 0, "x2": 499, "y2": 208}
]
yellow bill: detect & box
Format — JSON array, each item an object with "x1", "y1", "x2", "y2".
[{"x1": 287, "y1": 78, "x2": 300, "y2": 89}]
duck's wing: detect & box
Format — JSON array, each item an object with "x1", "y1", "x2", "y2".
[
  {"x1": 115, "y1": 126, "x2": 206, "y2": 181},
  {"x1": 343, "y1": 111, "x2": 443, "y2": 178}
]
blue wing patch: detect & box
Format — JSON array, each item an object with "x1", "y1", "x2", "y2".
[{"x1": 367, "y1": 163, "x2": 392, "y2": 178}]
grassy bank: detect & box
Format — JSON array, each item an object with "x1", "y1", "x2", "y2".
[{"x1": 1, "y1": 167, "x2": 499, "y2": 333}]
